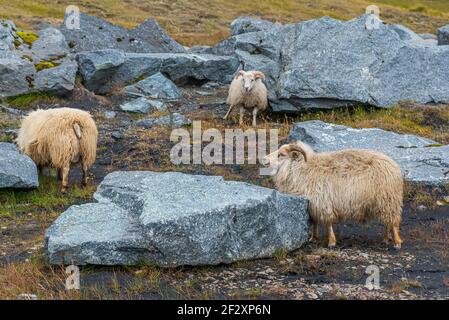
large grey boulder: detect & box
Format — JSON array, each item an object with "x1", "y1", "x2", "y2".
[
  {"x1": 59, "y1": 13, "x2": 185, "y2": 54},
  {"x1": 120, "y1": 97, "x2": 167, "y2": 113},
  {"x1": 78, "y1": 51, "x2": 239, "y2": 94},
  {"x1": 76, "y1": 49, "x2": 125, "y2": 93},
  {"x1": 0, "y1": 52, "x2": 35, "y2": 98},
  {"x1": 31, "y1": 27, "x2": 70, "y2": 61},
  {"x1": 211, "y1": 15, "x2": 449, "y2": 111},
  {"x1": 437, "y1": 25, "x2": 449, "y2": 45},
  {"x1": 124, "y1": 72, "x2": 181, "y2": 100},
  {"x1": 231, "y1": 16, "x2": 275, "y2": 36},
  {"x1": 0, "y1": 20, "x2": 16, "y2": 51},
  {"x1": 0, "y1": 143, "x2": 39, "y2": 188},
  {"x1": 45, "y1": 171, "x2": 310, "y2": 266},
  {"x1": 35, "y1": 59, "x2": 77, "y2": 95},
  {"x1": 288, "y1": 121, "x2": 449, "y2": 186}
]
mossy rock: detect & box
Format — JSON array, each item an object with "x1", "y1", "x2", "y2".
[
  {"x1": 35, "y1": 61, "x2": 60, "y2": 72},
  {"x1": 16, "y1": 31, "x2": 39, "y2": 46}
]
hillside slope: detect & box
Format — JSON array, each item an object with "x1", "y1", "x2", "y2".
[{"x1": 1, "y1": 0, "x2": 449, "y2": 46}]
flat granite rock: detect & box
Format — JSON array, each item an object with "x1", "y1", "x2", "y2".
[
  {"x1": 288, "y1": 120, "x2": 449, "y2": 186},
  {"x1": 0, "y1": 142, "x2": 39, "y2": 188},
  {"x1": 45, "y1": 171, "x2": 310, "y2": 266}
]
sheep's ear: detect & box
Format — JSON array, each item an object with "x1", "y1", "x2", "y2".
[
  {"x1": 253, "y1": 71, "x2": 266, "y2": 80},
  {"x1": 288, "y1": 144, "x2": 307, "y2": 162},
  {"x1": 235, "y1": 70, "x2": 245, "y2": 79}
]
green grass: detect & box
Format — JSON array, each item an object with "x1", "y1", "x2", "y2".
[
  {"x1": 0, "y1": 174, "x2": 95, "y2": 220},
  {"x1": 6, "y1": 92, "x2": 58, "y2": 109}
]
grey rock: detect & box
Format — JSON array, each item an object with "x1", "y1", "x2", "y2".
[
  {"x1": 389, "y1": 24, "x2": 422, "y2": 41},
  {"x1": 136, "y1": 112, "x2": 191, "y2": 129},
  {"x1": 212, "y1": 15, "x2": 449, "y2": 111},
  {"x1": 0, "y1": 142, "x2": 39, "y2": 188},
  {"x1": 0, "y1": 52, "x2": 35, "y2": 98},
  {"x1": 120, "y1": 97, "x2": 167, "y2": 113},
  {"x1": 187, "y1": 45, "x2": 211, "y2": 53},
  {"x1": 108, "y1": 53, "x2": 238, "y2": 93},
  {"x1": 103, "y1": 111, "x2": 117, "y2": 119},
  {"x1": 111, "y1": 131, "x2": 123, "y2": 140},
  {"x1": 45, "y1": 171, "x2": 310, "y2": 266},
  {"x1": 124, "y1": 72, "x2": 181, "y2": 100},
  {"x1": 437, "y1": 24, "x2": 449, "y2": 45},
  {"x1": 288, "y1": 120, "x2": 449, "y2": 186},
  {"x1": 0, "y1": 20, "x2": 16, "y2": 51},
  {"x1": 231, "y1": 16, "x2": 275, "y2": 36},
  {"x1": 77, "y1": 52, "x2": 238, "y2": 94},
  {"x1": 419, "y1": 33, "x2": 437, "y2": 40},
  {"x1": 59, "y1": 13, "x2": 185, "y2": 54},
  {"x1": 31, "y1": 27, "x2": 69, "y2": 61},
  {"x1": 35, "y1": 59, "x2": 77, "y2": 95},
  {"x1": 76, "y1": 49, "x2": 125, "y2": 94}
]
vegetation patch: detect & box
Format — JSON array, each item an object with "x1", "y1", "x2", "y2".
[
  {"x1": 35, "y1": 61, "x2": 60, "y2": 72},
  {"x1": 6, "y1": 92, "x2": 57, "y2": 110},
  {"x1": 15, "y1": 31, "x2": 38, "y2": 46}
]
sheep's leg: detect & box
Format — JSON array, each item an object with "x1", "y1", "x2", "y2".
[
  {"x1": 239, "y1": 107, "x2": 245, "y2": 126},
  {"x1": 384, "y1": 224, "x2": 392, "y2": 244},
  {"x1": 223, "y1": 105, "x2": 235, "y2": 120},
  {"x1": 61, "y1": 166, "x2": 70, "y2": 193},
  {"x1": 327, "y1": 224, "x2": 336, "y2": 248},
  {"x1": 57, "y1": 168, "x2": 63, "y2": 181},
  {"x1": 82, "y1": 163, "x2": 89, "y2": 186},
  {"x1": 309, "y1": 222, "x2": 319, "y2": 242},
  {"x1": 252, "y1": 107, "x2": 259, "y2": 127},
  {"x1": 392, "y1": 224, "x2": 402, "y2": 249}
]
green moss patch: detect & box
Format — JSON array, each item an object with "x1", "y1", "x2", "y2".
[
  {"x1": 6, "y1": 92, "x2": 53, "y2": 109},
  {"x1": 15, "y1": 31, "x2": 39, "y2": 46},
  {"x1": 35, "y1": 61, "x2": 60, "y2": 72}
]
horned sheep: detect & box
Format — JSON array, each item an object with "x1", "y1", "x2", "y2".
[
  {"x1": 263, "y1": 141, "x2": 404, "y2": 249},
  {"x1": 16, "y1": 107, "x2": 98, "y2": 192},
  {"x1": 224, "y1": 70, "x2": 268, "y2": 126}
]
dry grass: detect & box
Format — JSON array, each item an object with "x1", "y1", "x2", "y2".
[
  {"x1": 2, "y1": 0, "x2": 449, "y2": 46},
  {"x1": 291, "y1": 103, "x2": 449, "y2": 144}
]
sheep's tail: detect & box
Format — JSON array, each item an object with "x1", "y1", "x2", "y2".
[
  {"x1": 73, "y1": 123, "x2": 82, "y2": 139},
  {"x1": 74, "y1": 118, "x2": 98, "y2": 168}
]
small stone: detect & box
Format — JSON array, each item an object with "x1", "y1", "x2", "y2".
[
  {"x1": 111, "y1": 131, "x2": 123, "y2": 140},
  {"x1": 120, "y1": 97, "x2": 167, "y2": 113},
  {"x1": 103, "y1": 111, "x2": 117, "y2": 119},
  {"x1": 417, "y1": 205, "x2": 427, "y2": 212},
  {"x1": 124, "y1": 72, "x2": 181, "y2": 100}
]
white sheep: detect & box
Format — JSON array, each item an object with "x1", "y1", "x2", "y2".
[
  {"x1": 263, "y1": 141, "x2": 404, "y2": 249},
  {"x1": 223, "y1": 70, "x2": 268, "y2": 126},
  {"x1": 17, "y1": 107, "x2": 98, "y2": 191}
]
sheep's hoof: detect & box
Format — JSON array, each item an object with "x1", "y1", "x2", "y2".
[
  {"x1": 327, "y1": 243, "x2": 336, "y2": 248},
  {"x1": 61, "y1": 187, "x2": 68, "y2": 194},
  {"x1": 309, "y1": 236, "x2": 318, "y2": 242},
  {"x1": 394, "y1": 243, "x2": 402, "y2": 250}
]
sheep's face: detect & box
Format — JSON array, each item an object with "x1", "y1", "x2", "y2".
[
  {"x1": 262, "y1": 143, "x2": 307, "y2": 174},
  {"x1": 237, "y1": 71, "x2": 265, "y2": 93}
]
